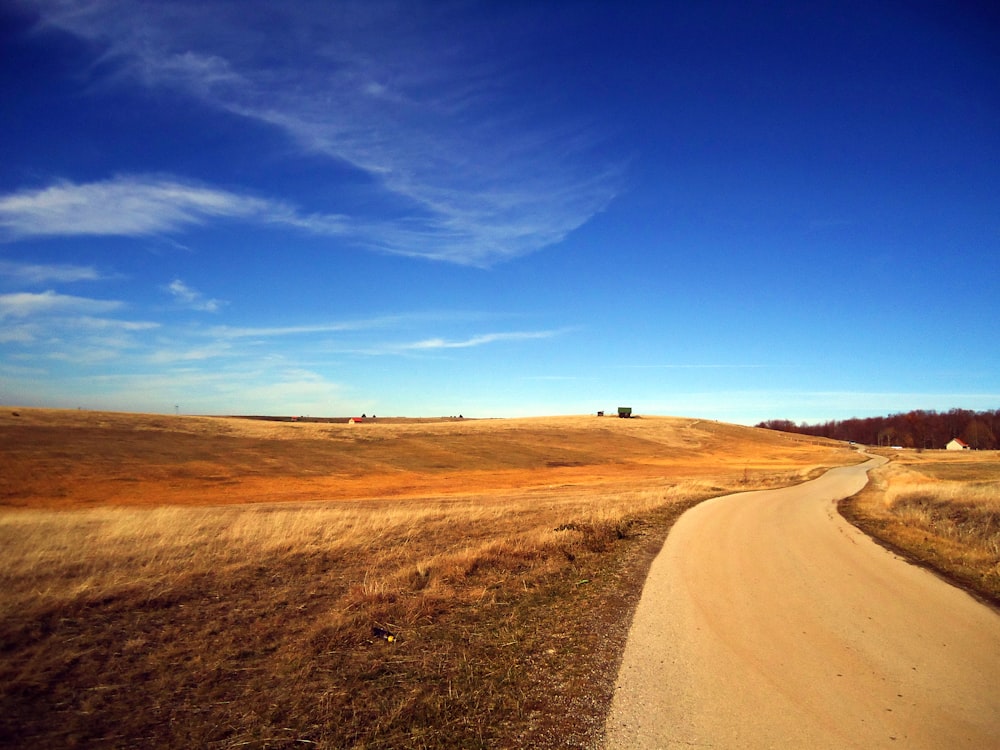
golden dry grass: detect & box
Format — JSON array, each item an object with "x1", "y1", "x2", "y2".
[
  {"x1": 841, "y1": 450, "x2": 1000, "y2": 606},
  {"x1": 0, "y1": 409, "x2": 842, "y2": 509},
  {"x1": 0, "y1": 408, "x2": 857, "y2": 748}
]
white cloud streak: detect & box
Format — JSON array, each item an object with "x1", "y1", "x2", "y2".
[
  {"x1": 146, "y1": 344, "x2": 233, "y2": 364},
  {"x1": 619, "y1": 364, "x2": 773, "y2": 369},
  {"x1": 23, "y1": 0, "x2": 622, "y2": 265},
  {"x1": 0, "y1": 324, "x2": 38, "y2": 344},
  {"x1": 0, "y1": 290, "x2": 123, "y2": 318},
  {"x1": 0, "y1": 175, "x2": 349, "y2": 240},
  {"x1": 209, "y1": 319, "x2": 396, "y2": 339},
  {"x1": 166, "y1": 279, "x2": 223, "y2": 313},
  {"x1": 0, "y1": 288, "x2": 157, "y2": 357},
  {"x1": 0, "y1": 260, "x2": 104, "y2": 284},
  {"x1": 72, "y1": 316, "x2": 159, "y2": 332},
  {"x1": 401, "y1": 330, "x2": 561, "y2": 350}
]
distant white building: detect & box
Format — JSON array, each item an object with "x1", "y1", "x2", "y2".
[{"x1": 946, "y1": 437, "x2": 970, "y2": 450}]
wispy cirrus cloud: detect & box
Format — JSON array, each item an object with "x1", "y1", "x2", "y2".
[
  {"x1": 146, "y1": 343, "x2": 233, "y2": 364},
  {"x1": 72, "y1": 316, "x2": 159, "y2": 332},
  {"x1": 0, "y1": 175, "x2": 349, "y2": 240},
  {"x1": 0, "y1": 260, "x2": 105, "y2": 284},
  {"x1": 401, "y1": 330, "x2": 563, "y2": 350},
  {"x1": 0, "y1": 324, "x2": 39, "y2": 344},
  {"x1": 0, "y1": 290, "x2": 157, "y2": 359},
  {"x1": 211, "y1": 323, "x2": 372, "y2": 339},
  {"x1": 0, "y1": 314, "x2": 157, "y2": 345},
  {"x1": 166, "y1": 279, "x2": 223, "y2": 313},
  {"x1": 619, "y1": 363, "x2": 773, "y2": 369},
  {"x1": 24, "y1": 0, "x2": 622, "y2": 265},
  {"x1": 202, "y1": 326, "x2": 565, "y2": 357},
  {"x1": 0, "y1": 290, "x2": 123, "y2": 318},
  {"x1": 205, "y1": 311, "x2": 500, "y2": 340},
  {"x1": 209, "y1": 318, "x2": 398, "y2": 340}
]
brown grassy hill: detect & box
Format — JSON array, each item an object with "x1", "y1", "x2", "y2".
[
  {"x1": 0, "y1": 409, "x2": 847, "y2": 510},
  {"x1": 0, "y1": 408, "x2": 857, "y2": 748}
]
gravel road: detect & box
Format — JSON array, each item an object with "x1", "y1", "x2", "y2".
[{"x1": 603, "y1": 456, "x2": 1000, "y2": 749}]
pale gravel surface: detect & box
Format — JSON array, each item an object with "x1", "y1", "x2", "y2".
[{"x1": 603, "y1": 455, "x2": 1000, "y2": 749}]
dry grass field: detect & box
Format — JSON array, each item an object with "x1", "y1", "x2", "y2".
[
  {"x1": 841, "y1": 449, "x2": 1000, "y2": 607},
  {"x1": 0, "y1": 408, "x2": 857, "y2": 749}
]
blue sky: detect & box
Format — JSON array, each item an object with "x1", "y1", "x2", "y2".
[{"x1": 1, "y1": 1, "x2": 997, "y2": 424}]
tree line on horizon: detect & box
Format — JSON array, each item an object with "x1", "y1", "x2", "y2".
[{"x1": 756, "y1": 408, "x2": 1000, "y2": 450}]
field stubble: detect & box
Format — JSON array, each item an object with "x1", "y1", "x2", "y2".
[{"x1": 0, "y1": 409, "x2": 855, "y2": 748}]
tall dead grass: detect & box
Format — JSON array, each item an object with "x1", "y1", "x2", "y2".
[
  {"x1": 842, "y1": 455, "x2": 1000, "y2": 605},
  {"x1": 0, "y1": 482, "x2": 708, "y2": 617},
  {"x1": 0, "y1": 409, "x2": 857, "y2": 747},
  {"x1": 0, "y1": 481, "x2": 724, "y2": 748},
  {"x1": 886, "y1": 481, "x2": 1000, "y2": 552}
]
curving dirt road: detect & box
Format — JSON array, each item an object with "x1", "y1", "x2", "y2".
[{"x1": 603, "y1": 456, "x2": 1000, "y2": 749}]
